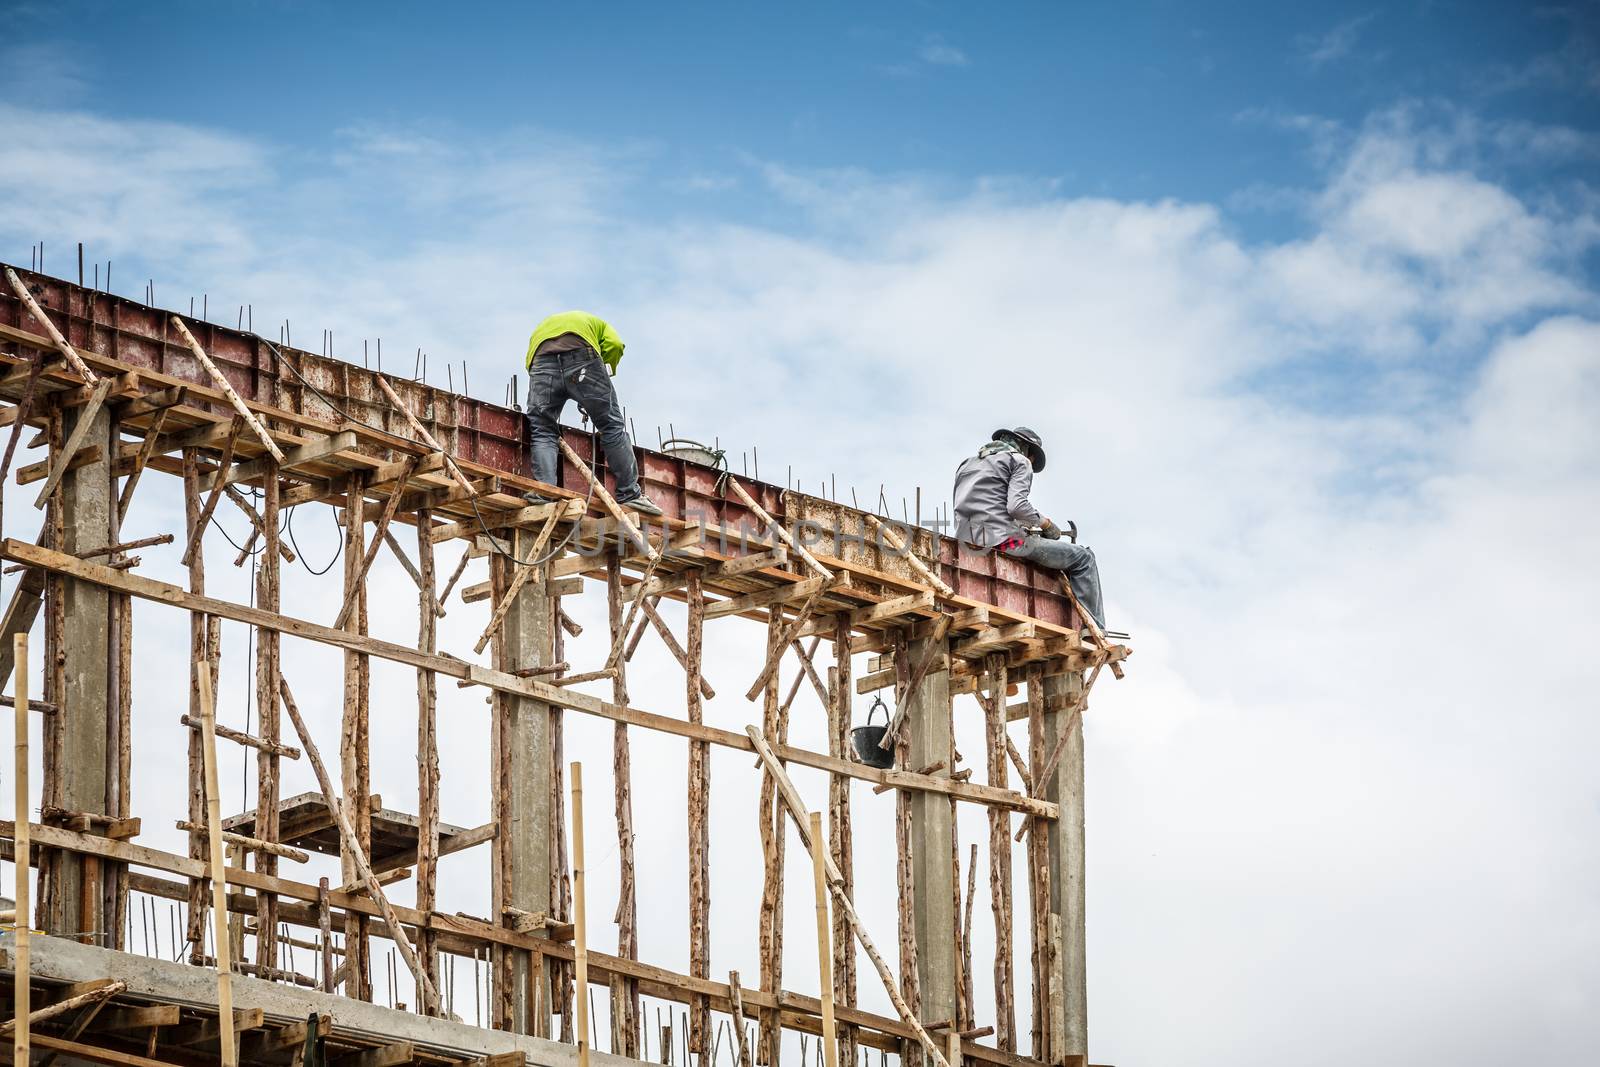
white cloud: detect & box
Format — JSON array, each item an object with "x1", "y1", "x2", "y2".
[
  {"x1": 1297, "y1": 13, "x2": 1377, "y2": 70},
  {"x1": 1, "y1": 101, "x2": 1597, "y2": 1065},
  {"x1": 918, "y1": 36, "x2": 970, "y2": 68}
]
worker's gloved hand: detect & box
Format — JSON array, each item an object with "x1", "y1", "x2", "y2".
[{"x1": 1040, "y1": 518, "x2": 1063, "y2": 540}]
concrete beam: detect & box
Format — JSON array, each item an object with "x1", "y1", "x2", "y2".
[
  {"x1": 908, "y1": 635, "x2": 957, "y2": 1035},
  {"x1": 1043, "y1": 671, "x2": 1087, "y2": 1058},
  {"x1": 48, "y1": 394, "x2": 114, "y2": 938},
  {"x1": 0, "y1": 930, "x2": 651, "y2": 1067},
  {"x1": 499, "y1": 525, "x2": 555, "y2": 1035}
]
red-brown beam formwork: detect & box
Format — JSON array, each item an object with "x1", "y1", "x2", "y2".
[{"x1": 0, "y1": 264, "x2": 1077, "y2": 628}]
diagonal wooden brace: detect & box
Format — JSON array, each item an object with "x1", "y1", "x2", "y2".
[
  {"x1": 375, "y1": 374, "x2": 475, "y2": 500},
  {"x1": 879, "y1": 613, "x2": 952, "y2": 750},
  {"x1": 472, "y1": 506, "x2": 564, "y2": 654},
  {"x1": 724, "y1": 476, "x2": 831, "y2": 579},
  {"x1": 558, "y1": 437, "x2": 655, "y2": 561},
  {"x1": 170, "y1": 315, "x2": 284, "y2": 464},
  {"x1": 5, "y1": 267, "x2": 99, "y2": 384},
  {"x1": 32, "y1": 377, "x2": 112, "y2": 508},
  {"x1": 179, "y1": 418, "x2": 244, "y2": 567},
  {"x1": 743, "y1": 592, "x2": 821, "y2": 702}
]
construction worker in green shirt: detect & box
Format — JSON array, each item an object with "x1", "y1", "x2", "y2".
[{"x1": 523, "y1": 310, "x2": 662, "y2": 515}]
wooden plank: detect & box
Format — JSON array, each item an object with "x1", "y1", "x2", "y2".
[
  {"x1": 430, "y1": 496, "x2": 584, "y2": 543},
  {"x1": 196, "y1": 429, "x2": 358, "y2": 493},
  {"x1": 706, "y1": 574, "x2": 834, "y2": 620},
  {"x1": 96, "y1": 1005, "x2": 182, "y2": 1031},
  {"x1": 0, "y1": 539, "x2": 1054, "y2": 818},
  {"x1": 331, "y1": 1041, "x2": 415, "y2": 1067}
]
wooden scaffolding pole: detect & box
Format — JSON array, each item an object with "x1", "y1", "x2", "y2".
[
  {"x1": 686, "y1": 569, "x2": 711, "y2": 1053},
  {"x1": 892, "y1": 631, "x2": 922, "y2": 1066},
  {"x1": 415, "y1": 505, "x2": 441, "y2": 1007},
  {"x1": 809, "y1": 811, "x2": 840, "y2": 1067},
  {"x1": 745, "y1": 727, "x2": 952, "y2": 1067},
  {"x1": 608, "y1": 555, "x2": 640, "y2": 1057},
  {"x1": 551, "y1": 596, "x2": 574, "y2": 1043},
  {"x1": 571, "y1": 761, "x2": 591, "y2": 1067},
  {"x1": 181, "y1": 448, "x2": 217, "y2": 961},
  {"x1": 280, "y1": 678, "x2": 438, "y2": 1012},
  {"x1": 196, "y1": 668, "x2": 239, "y2": 1067},
  {"x1": 34, "y1": 404, "x2": 64, "y2": 935},
  {"x1": 12, "y1": 631, "x2": 30, "y2": 1063},
  {"x1": 756, "y1": 607, "x2": 786, "y2": 1065},
  {"x1": 339, "y1": 470, "x2": 372, "y2": 1001},
  {"x1": 253, "y1": 461, "x2": 282, "y2": 975},
  {"x1": 984, "y1": 657, "x2": 1016, "y2": 1052},
  {"x1": 827, "y1": 616, "x2": 859, "y2": 1067},
  {"x1": 1025, "y1": 665, "x2": 1052, "y2": 1062}
]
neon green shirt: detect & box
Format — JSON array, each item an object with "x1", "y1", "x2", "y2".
[{"x1": 525, "y1": 311, "x2": 626, "y2": 375}]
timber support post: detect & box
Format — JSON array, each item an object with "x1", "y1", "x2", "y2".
[
  {"x1": 495, "y1": 524, "x2": 556, "y2": 1033},
  {"x1": 1043, "y1": 670, "x2": 1088, "y2": 1059}
]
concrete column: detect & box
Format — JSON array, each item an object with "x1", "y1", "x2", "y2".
[
  {"x1": 500, "y1": 527, "x2": 554, "y2": 1034},
  {"x1": 1043, "y1": 671, "x2": 1087, "y2": 1059},
  {"x1": 48, "y1": 397, "x2": 114, "y2": 938},
  {"x1": 908, "y1": 635, "x2": 957, "y2": 1030}
]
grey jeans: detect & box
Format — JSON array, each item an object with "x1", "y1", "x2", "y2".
[
  {"x1": 1003, "y1": 534, "x2": 1106, "y2": 630},
  {"x1": 526, "y1": 347, "x2": 641, "y2": 501}
]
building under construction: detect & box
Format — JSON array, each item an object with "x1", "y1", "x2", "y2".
[{"x1": 0, "y1": 263, "x2": 1129, "y2": 1066}]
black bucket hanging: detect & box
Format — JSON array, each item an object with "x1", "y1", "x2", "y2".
[{"x1": 850, "y1": 695, "x2": 896, "y2": 770}]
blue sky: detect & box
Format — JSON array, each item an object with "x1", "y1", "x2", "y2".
[
  {"x1": 2, "y1": 4, "x2": 1599, "y2": 1066},
  {"x1": 9, "y1": 1, "x2": 1598, "y2": 241}
]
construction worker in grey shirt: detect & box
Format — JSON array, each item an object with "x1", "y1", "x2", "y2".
[{"x1": 952, "y1": 426, "x2": 1106, "y2": 633}]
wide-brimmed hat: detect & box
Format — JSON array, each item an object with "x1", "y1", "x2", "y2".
[{"x1": 992, "y1": 426, "x2": 1046, "y2": 472}]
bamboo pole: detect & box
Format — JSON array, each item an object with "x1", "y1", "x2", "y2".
[
  {"x1": 744, "y1": 727, "x2": 952, "y2": 1067},
  {"x1": 196, "y1": 668, "x2": 238, "y2": 1067},
  {"x1": 170, "y1": 316, "x2": 284, "y2": 463},
  {"x1": 5, "y1": 267, "x2": 99, "y2": 383},
  {"x1": 279, "y1": 677, "x2": 439, "y2": 1012},
  {"x1": 571, "y1": 761, "x2": 591, "y2": 1067},
  {"x1": 13, "y1": 631, "x2": 30, "y2": 1063},
  {"x1": 809, "y1": 811, "x2": 839, "y2": 1067}
]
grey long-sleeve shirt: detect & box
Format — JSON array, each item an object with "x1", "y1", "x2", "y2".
[{"x1": 952, "y1": 443, "x2": 1042, "y2": 549}]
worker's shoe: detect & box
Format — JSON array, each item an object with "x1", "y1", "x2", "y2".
[
  {"x1": 621, "y1": 493, "x2": 664, "y2": 517},
  {"x1": 521, "y1": 490, "x2": 556, "y2": 505}
]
